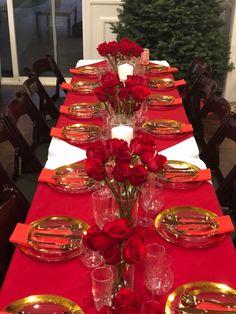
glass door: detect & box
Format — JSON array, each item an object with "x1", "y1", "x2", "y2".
[{"x1": 0, "y1": 0, "x2": 83, "y2": 84}]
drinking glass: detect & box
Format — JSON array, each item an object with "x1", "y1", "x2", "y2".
[
  {"x1": 92, "y1": 187, "x2": 118, "y2": 228},
  {"x1": 91, "y1": 266, "x2": 114, "y2": 311},
  {"x1": 145, "y1": 249, "x2": 174, "y2": 296},
  {"x1": 79, "y1": 248, "x2": 104, "y2": 268}
]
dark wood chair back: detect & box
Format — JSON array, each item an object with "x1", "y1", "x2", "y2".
[
  {"x1": 0, "y1": 177, "x2": 29, "y2": 286},
  {"x1": 7, "y1": 91, "x2": 50, "y2": 150},
  {"x1": 23, "y1": 73, "x2": 59, "y2": 120},
  {"x1": 0, "y1": 114, "x2": 42, "y2": 179},
  {"x1": 24, "y1": 54, "x2": 67, "y2": 101}
]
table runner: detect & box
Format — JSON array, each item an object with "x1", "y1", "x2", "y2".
[{"x1": 0, "y1": 60, "x2": 235, "y2": 313}]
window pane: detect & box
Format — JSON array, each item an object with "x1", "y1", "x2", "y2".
[{"x1": 0, "y1": 0, "x2": 13, "y2": 77}]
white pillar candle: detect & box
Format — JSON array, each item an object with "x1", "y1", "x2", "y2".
[
  {"x1": 118, "y1": 63, "x2": 134, "y2": 81},
  {"x1": 111, "y1": 125, "x2": 134, "y2": 143}
]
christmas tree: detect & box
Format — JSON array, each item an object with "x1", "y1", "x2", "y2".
[{"x1": 111, "y1": 0, "x2": 233, "y2": 80}]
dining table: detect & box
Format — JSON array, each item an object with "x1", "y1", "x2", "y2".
[{"x1": 0, "y1": 59, "x2": 235, "y2": 314}]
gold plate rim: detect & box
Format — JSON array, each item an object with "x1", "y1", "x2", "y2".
[
  {"x1": 149, "y1": 77, "x2": 174, "y2": 88},
  {"x1": 76, "y1": 65, "x2": 97, "y2": 75},
  {"x1": 4, "y1": 294, "x2": 84, "y2": 313},
  {"x1": 165, "y1": 281, "x2": 236, "y2": 314},
  {"x1": 67, "y1": 103, "x2": 104, "y2": 118}
]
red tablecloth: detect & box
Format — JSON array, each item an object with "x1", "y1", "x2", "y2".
[{"x1": 0, "y1": 62, "x2": 235, "y2": 313}]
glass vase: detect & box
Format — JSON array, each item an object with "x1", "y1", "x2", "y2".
[
  {"x1": 113, "y1": 193, "x2": 139, "y2": 225},
  {"x1": 113, "y1": 261, "x2": 135, "y2": 295}
]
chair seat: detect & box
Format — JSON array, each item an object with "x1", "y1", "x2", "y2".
[{"x1": 15, "y1": 173, "x2": 39, "y2": 203}]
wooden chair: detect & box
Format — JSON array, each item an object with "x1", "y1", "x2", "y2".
[
  {"x1": 183, "y1": 74, "x2": 220, "y2": 144},
  {"x1": 200, "y1": 112, "x2": 236, "y2": 212},
  {"x1": 24, "y1": 54, "x2": 67, "y2": 102},
  {"x1": 6, "y1": 91, "x2": 50, "y2": 165},
  {"x1": 23, "y1": 73, "x2": 59, "y2": 120},
  {"x1": 0, "y1": 177, "x2": 29, "y2": 286}
]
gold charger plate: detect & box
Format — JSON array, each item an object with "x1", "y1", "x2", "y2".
[
  {"x1": 75, "y1": 65, "x2": 97, "y2": 76},
  {"x1": 155, "y1": 206, "x2": 225, "y2": 248},
  {"x1": 165, "y1": 281, "x2": 236, "y2": 314},
  {"x1": 142, "y1": 119, "x2": 184, "y2": 138},
  {"x1": 67, "y1": 102, "x2": 105, "y2": 119},
  {"x1": 149, "y1": 78, "x2": 174, "y2": 89},
  {"x1": 157, "y1": 160, "x2": 202, "y2": 189},
  {"x1": 62, "y1": 123, "x2": 101, "y2": 144},
  {"x1": 72, "y1": 80, "x2": 98, "y2": 94},
  {"x1": 19, "y1": 216, "x2": 89, "y2": 262},
  {"x1": 4, "y1": 294, "x2": 84, "y2": 313},
  {"x1": 148, "y1": 95, "x2": 176, "y2": 110}
]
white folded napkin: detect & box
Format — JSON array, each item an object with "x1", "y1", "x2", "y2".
[
  {"x1": 45, "y1": 137, "x2": 86, "y2": 170},
  {"x1": 149, "y1": 60, "x2": 170, "y2": 67}
]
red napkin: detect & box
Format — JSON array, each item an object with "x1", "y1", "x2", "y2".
[
  {"x1": 69, "y1": 67, "x2": 97, "y2": 78},
  {"x1": 9, "y1": 223, "x2": 31, "y2": 246},
  {"x1": 180, "y1": 123, "x2": 193, "y2": 133},
  {"x1": 50, "y1": 127, "x2": 64, "y2": 140},
  {"x1": 175, "y1": 215, "x2": 235, "y2": 236},
  {"x1": 193, "y1": 168, "x2": 211, "y2": 182},
  {"x1": 197, "y1": 300, "x2": 236, "y2": 311},
  {"x1": 174, "y1": 79, "x2": 187, "y2": 87},
  {"x1": 38, "y1": 168, "x2": 55, "y2": 184},
  {"x1": 60, "y1": 105, "x2": 69, "y2": 114}
]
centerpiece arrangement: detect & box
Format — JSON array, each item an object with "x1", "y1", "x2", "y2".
[
  {"x1": 97, "y1": 38, "x2": 144, "y2": 72},
  {"x1": 85, "y1": 134, "x2": 167, "y2": 223},
  {"x1": 94, "y1": 72, "x2": 150, "y2": 116}
]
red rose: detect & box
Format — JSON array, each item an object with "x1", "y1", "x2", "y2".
[
  {"x1": 146, "y1": 154, "x2": 167, "y2": 172},
  {"x1": 112, "y1": 288, "x2": 141, "y2": 313},
  {"x1": 97, "y1": 41, "x2": 109, "y2": 56},
  {"x1": 130, "y1": 225, "x2": 147, "y2": 242},
  {"x1": 129, "y1": 164, "x2": 147, "y2": 186},
  {"x1": 131, "y1": 42, "x2": 143, "y2": 57},
  {"x1": 86, "y1": 159, "x2": 106, "y2": 181},
  {"x1": 126, "y1": 75, "x2": 147, "y2": 91},
  {"x1": 106, "y1": 139, "x2": 129, "y2": 158},
  {"x1": 122, "y1": 235, "x2": 147, "y2": 264},
  {"x1": 101, "y1": 72, "x2": 120, "y2": 96},
  {"x1": 140, "y1": 150, "x2": 155, "y2": 164},
  {"x1": 94, "y1": 86, "x2": 109, "y2": 102},
  {"x1": 103, "y1": 218, "x2": 132, "y2": 242},
  {"x1": 118, "y1": 38, "x2": 132, "y2": 56},
  {"x1": 83, "y1": 225, "x2": 113, "y2": 252},
  {"x1": 107, "y1": 41, "x2": 119, "y2": 56},
  {"x1": 118, "y1": 86, "x2": 130, "y2": 101},
  {"x1": 112, "y1": 163, "x2": 131, "y2": 182},
  {"x1": 103, "y1": 245, "x2": 121, "y2": 265},
  {"x1": 132, "y1": 86, "x2": 150, "y2": 102},
  {"x1": 86, "y1": 141, "x2": 110, "y2": 163},
  {"x1": 140, "y1": 301, "x2": 163, "y2": 314}
]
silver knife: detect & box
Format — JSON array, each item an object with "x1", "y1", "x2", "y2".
[{"x1": 177, "y1": 307, "x2": 236, "y2": 314}]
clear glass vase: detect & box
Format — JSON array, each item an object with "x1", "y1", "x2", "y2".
[
  {"x1": 113, "y1": 261, "x2": 135, "y2": 295},
  {"x1": 113, "y1": 193, "x2": 139, "y2": 225}
]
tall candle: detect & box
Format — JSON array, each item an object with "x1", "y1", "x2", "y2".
[
  {"x1": 118, "y1": 63, "x2": 134, "y2": 81},
  {"x1": 111, "y1": 125, "x2": 134, "y2": 143}
]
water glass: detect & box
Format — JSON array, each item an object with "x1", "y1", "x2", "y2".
[
  {"x1": 91, "y1": 266, "x2": 114, "y2": 311},
  {"x1": 92, "y1": 188, "x2": 118, "y2": 228},
  {"x1": 145, "y1": 248, "x2": 174, "y2": 296},
  {"x1": 80, "y1": 249, "x2": 104, "y2": 268}
]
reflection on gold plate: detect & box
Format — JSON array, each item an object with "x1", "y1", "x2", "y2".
[
  {"x1": 149, "y1": 78, "x2": 174, "y2": 88},
  {"x1": 155, "y1": 206, "x2": 224, "y2": 248},
  {"x1": 72, "y1": 80, "x2": 98, "y2": 93},
  {"x1": 148, "y1": 95, "x2": 175, "y2": 109},
  {"x1": 157, "y1": 160, "x2": 202, "y2": 189},
  {"x1": 76, "y1": 66, "x2": 97, "y2": 76},
  {"x1": 142, "y1": 119, "x2": 182, "y2": 135},
  {"x1": 51, "y1": 162, "x2": 97, "y2": 193},
  {"x1": 143, "y1": 64, "x2": 168, "y2": 71},
  {"x1": 4, "y1": 294, "x2": 84, "y2": 313},
  {"x1": 67, "y1": 102, "x2": 105, "y2": 119},
  {"x1": 19, "y1": 216, "x2": 89, "y2": 262},
  {"x1": 62, "y1": 123, "x2": 101, "y2": 143},
  {"x1": 165, "y1": 281, "x2": 236, "y2": 314}
]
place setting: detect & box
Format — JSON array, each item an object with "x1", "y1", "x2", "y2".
[
  {"x1": 141, "y1": 119, "x2": 193, "y2": 139},
  {"x1": 154, "y1": 205, "x2": 235, "y2": 248},
  {"x1": 59, "y1": 102, "x2": 107, "y2": 120},
  {"x1": 148, "y1": 94, "x2": 183, "y2": 110},
  {"x1": 3, "y1": 294, "x2": 84, "y2": 313},
  {"x1": 60, "y1": 78, "x2": 99, "y2": 95},
  {"x1": 156, "y1": 160, "x2": 212, "y2": 189},
  {"x1": 38, "y1": 161, "x2": 99, "y2": 194},
  {"x1": 141, "y1": 62, "x2": 179, "y2": 75},
  {"x1": 148, "y1": 77, "x2": 187, "y2": 90},
  {"x1": 165, "y1": 281, "x2": 236, "y2": 314},
  {"x1": 50, "y1": 123, "x2": 102, "y2": 145},
  {"x1": 9, "y1": 216, "x2": 89, "y2": 262}
]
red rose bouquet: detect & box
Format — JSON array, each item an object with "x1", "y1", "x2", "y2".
[
  {"x1": 94, "y1": 71, "x2": 150, "y2": 115},
  {"x1": 97, "y1": 38, "x2": 143, "y2": 71},
  {"x1": 86, "y1": 134, "x2": 167, "y2": 223},
  {"x1": 83, "y1": 218, "x2": 147, "y2": 294}
]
